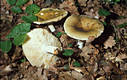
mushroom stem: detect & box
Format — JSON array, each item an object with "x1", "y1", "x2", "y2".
[
  {"x1": 77, "y1": 40, "x2": 84, "y2": 49},
  {"x1": 48, "y1": 25, "x2": 55, "y2": 32}
]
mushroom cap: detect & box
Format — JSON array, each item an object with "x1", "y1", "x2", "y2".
[
  {"x1": 64, "y1": 15, "x2": 104, "y2": 40},
  {"x1": 34, "y1": 8, "x2": 68, "y2": 24},
  {"x1": 22, "y1": 28, "x2": 61, "y2": 68}
]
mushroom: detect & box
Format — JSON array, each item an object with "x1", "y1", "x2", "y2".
[
  {"x1": 22, "y1": 28, "x2": 62, "y2": 68},
  {"x1": 34, "y1": 8, "x2": 68, "y2": 24},
  {"x1": 64, "y1": 15, "x2": 104, "y2": 40}
]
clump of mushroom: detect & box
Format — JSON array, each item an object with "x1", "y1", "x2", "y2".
[
  {"x1": 22, "y1": 28, "x2": 62, "y2": 68},
  {"x1": 64, "y1": 15, "x2": 104, "y2": 40}
]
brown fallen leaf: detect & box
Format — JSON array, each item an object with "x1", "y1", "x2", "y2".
[
  {"x1": 96, "y1": 76, "x2": 106, "y2": 80},
  {"x1": 42, "y1": 69, "x2": 48, "y2": 80},
  {"x1": 115, "y1": 18, "x2": 127, "y2": 26},
  {"x1": 67, "y1": 70, "x2": 84, "y2": 80},
  {"x1": 111, "y1": 74, "x2": 127, "y2": 80},
  {"x1": 60, "y1": 34, "x2": 69, "y2": 47},
  {"x1": 60, "y1": 34, "x2": 75, "y2": 48},
  {"x1": 78, "y1": 0, "x2": 87, "y2": 7},
  {"x1": 59, "y1": 0, "x2": 79, "y2": 15},
  {"x1": 80, "y1": 44, "x2": 99, "y2": 61},
  {"x1": 115, "y1": 53, "x2": 127, "y2": 62},
  {"x1": 2, "y1": 0, "x2": 10, "y2": 10},
  {"x1": 85, "y1": 9, "x2": 99, "y2": 19},
  {"x1": 104, "y1": 36, "x2": 116, "y2": 49},
  {"x1": 58, "y1": 72, "x2": 75, "y2": 80},
  {"x1": 0, "y1": 65, "x2": 12, "y2": 76},
  {"x1": 22, "y1": 0, "x2": 33, "y2": 10},
  {"x1": 104, "y1": 52, "x2": 116, "y2": 61},
  {"x1": 86, "y1": 36, "x2": 95, "y2": 43}
]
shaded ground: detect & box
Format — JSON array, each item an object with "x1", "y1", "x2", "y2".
[{"x1": 0, "y1": 0, "x2": 127, "y2": 80}]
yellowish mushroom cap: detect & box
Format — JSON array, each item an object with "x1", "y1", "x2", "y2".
[
  {"x1": 64, "y1": 15, "x2": 104, "y2": 40},
  {"x1": 34, "y1": 8, "x2": 68, "y2": 24}
]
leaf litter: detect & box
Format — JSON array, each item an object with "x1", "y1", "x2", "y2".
[{"x1": 0, "y1": 0, "x2": 127, "y2": 80}]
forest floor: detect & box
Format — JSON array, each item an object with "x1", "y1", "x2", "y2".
[{"x1": 0, "y1": 0, "x2": 127, "y2": 80}]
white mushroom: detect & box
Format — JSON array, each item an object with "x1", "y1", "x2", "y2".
[{"x1": 22, "y1": 28, "x2": 62, "y2": 68}]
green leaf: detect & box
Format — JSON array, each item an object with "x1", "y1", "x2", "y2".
[
  {"x1": 6, "y1": 23, "x2": 31, "y2": 39},
  {"x1": 118, "y1": 16, "x2": 126, "y2": 19},
  {"x1": 73, "y1": 61, "x2": 81, "y2": 67},
  {"x1": 102, "y1": 21, "x2": 107, "y2": 26},
  {"x1": 68, "y1": 43, "x2": 73, "y2": 47},
  {"x1": 98, "y1": 9, "x2": 111, "y2": 16},
  {"x1": 22, "y1": 15, "x2": 37, "y2": 23},
  {"x1": 11, "y1": 6, "x2": 22, "y2": 13},
  {"x1": 63, "y1": 49, "x2": 74, "y2": 56},
  {"x1": 56, "y1": 32, "x2": 62, "y2": 38},
  {"x1": 20, "y1": 58, "x2": 26, "y2": 63},
  {"x1": 25, "y1": 4, "x2": 40, "y2": 15},
  {"x1": 16, "y1": 0, "x2": 29, "y2": 6},
  {"x1": 116, "y1": 22, "x2": 127, "y2": 28},
  {"x1": 63, "y1": 64, "x2": 70, "y2": 70},
  {"x1": 103, "y1": 0, "x2": 120, "y2": 4},
  {"x1": 13, "y1": 34, "x2": 27, "y2": 45},
  {"x1": 0, "y1": 40, "x2": 12, "y2": 53},
  {"x1": 112, "y1": 0, "x2": 120, "y2": 3},
  {"x1": 6, "y1": 0, "x2": 16, "y2": 5},
  {"x1": 114, "y1": 0, "x2": 120, "y2": 2}
]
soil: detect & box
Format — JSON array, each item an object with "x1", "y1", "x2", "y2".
[{"x1": 0, "y1": 0, "x2": 127, "y2": 80}]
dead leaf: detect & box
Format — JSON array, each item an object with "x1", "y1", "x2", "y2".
[
  {"x1": 12, "y1": 46, "x2": 22, "y2": 61},
  {"x1": 115, "y1": 53, "x2": 127, "y2": 62},
  {"x1": 60, "y1": 34, "x2": 75, "y2": 48},
  {"x1": 115, "y1": 18, "x2": 127, "y2": 25},
  {"x1": 102, "y1": 63, "x2": 113, "y2": 73},
  {"x1": 2, "y1": 0, "x2": 10, "y2": 10},
  {"x1": 120, "y1": 63, "x2": 127, "y2": 71},
  {"x1": 22, "y1": 0, "x2": 33, "y2": 10},
  {"x1": 78, "y1": 0, "x2": 87, "y2": 7},
  {"x1": 104, "y1": 36, "x2": 116, "y2": 49},
  {"x1": 104, "y1": 52, "x2": 116, "y2": 61},
  {"x1": 58, "y1": 72, "x2": 75, "y2": 80},
  {"x1": 80, "y1": 44, "x2": 99, "y2": 61},
  {"x1": 111, "y1": 74, "x2": 127, "y2": 80},
  {"x1": 96, "y1": 76, "x2": 106, "y2": 80},
  {"x1": 0, "y1": 65, "x2": 12, "y2": 76},
  {"x1": 86, "y1": 62, "x2": 98, "y2": 73},
  {"x1": 68, "y1": 70, "x2": 84, "y2": 80},
  {"x1": 86, "y1": 36, "x2": 95, "y2": 43},
  {"x1": 60, "y1": 34, "x2": 69, "y2": 47},
  {"x1": 59, "y1": 0, "x2": 79, "y2": 15}
]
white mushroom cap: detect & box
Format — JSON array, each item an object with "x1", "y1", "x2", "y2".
[
  {"x1": 64, "y1": 15, "x2": 104, "y2": 40},
  {"x1": 22, "y1": 28, "x2": 62, "y2": 68},
  {"x1": 34, "y1": 8, "x2": 68, "y2": 24}
]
